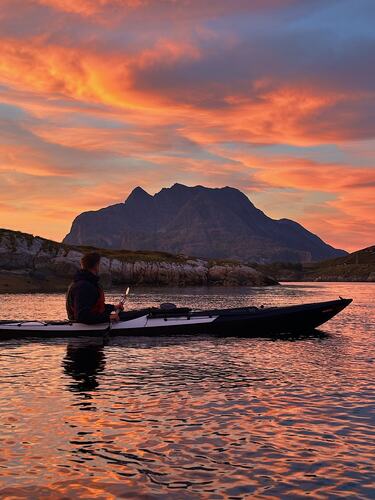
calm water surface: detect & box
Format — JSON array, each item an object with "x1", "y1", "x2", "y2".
[{"x1": 0, "y1": 283, "x2": 374, "y2": 499}]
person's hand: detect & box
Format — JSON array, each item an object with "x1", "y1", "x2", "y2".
[
  {"x1": 110, "y1": 311, "x2": 120, "y2": 322},
  {"x1": 115, "y1": 302, "x2": 124, "y2": 311}
]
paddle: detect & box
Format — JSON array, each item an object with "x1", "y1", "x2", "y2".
[
  {"x1": 116, "y1": 286, "x2": 130, "y2": 314},
  {"x1": 104, "y1": 287, "x2": 130, "y2": 341}
]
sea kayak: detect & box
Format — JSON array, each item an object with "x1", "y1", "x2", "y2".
[{"x1": 0, "y1": 298, "x2": 352, "y2": 339}]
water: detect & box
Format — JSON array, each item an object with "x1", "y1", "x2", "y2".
[{"x1": 0, "y1": 283, "x2": 374, "y2": 499}]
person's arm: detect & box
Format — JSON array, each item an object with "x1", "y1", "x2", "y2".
[
  {"x1": 74, "y1": 283, "x2": 112, "y2": 324},
  {"x1": 104, "y1": 303, "x2": 115, "y2": 312},
  {"x1": 104, "y1": 303, "x2": 116, "y2": 315}
]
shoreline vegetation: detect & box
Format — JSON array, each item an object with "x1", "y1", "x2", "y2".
[{"x1": 0, "y1": 228, "x2": 277, "y2": 293}]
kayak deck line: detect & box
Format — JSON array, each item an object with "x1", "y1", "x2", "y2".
[{"x1": 0, "y1": 298, "x2": 352, "y2": 340}]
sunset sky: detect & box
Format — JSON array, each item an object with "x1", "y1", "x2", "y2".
[{"x1": 0, "y1": 0, "x2": 374, "y2": 251}]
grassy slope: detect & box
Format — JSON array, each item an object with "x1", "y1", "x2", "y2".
[
  {"x1": 254, "y1": 246, "x2": 375, "y2": 281},
  {"x1": 305, "y1": 246, "x2": 375, "y2": 280}
]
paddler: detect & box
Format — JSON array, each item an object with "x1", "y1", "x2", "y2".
[{"x1": 66, "y1": 252, "x2": 123, "y2": 324}]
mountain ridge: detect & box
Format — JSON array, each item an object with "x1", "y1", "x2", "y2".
[{"x1": 64, "y1": 184, "x2": 347, "y2": 263}]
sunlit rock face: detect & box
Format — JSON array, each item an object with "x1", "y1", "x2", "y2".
[
  {"x1": 64, "y1": 184, "x2": 346, "y2": 263},
  {"x1": 0, "y1": 229, "x2": 277, "y2": 290}
]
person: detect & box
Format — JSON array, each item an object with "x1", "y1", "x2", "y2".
[{"x1": 66, "y1": 252, "x2": 123, "y2": 324}]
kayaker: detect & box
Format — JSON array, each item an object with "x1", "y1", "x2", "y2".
[{"x1": 66, "y1": 252, "x2": 123, "y2": 324}]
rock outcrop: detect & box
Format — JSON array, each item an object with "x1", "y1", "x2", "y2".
[
  {"x1": 0, "y1": 229, "x2": 277, "y2": 292},
  {"x1": 64, "y1": 183, "x2": 347, "y2": 263}
]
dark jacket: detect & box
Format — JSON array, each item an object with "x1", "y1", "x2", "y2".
[{"x1": 66, "y1": 270, "x2": 115, "y2": 324}]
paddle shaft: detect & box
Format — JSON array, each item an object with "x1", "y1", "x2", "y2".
[{"x1": 115, "y1": 287, "x2": 130, "y2": 314}]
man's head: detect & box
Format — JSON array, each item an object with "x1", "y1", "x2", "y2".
[{"x1": 81, "y1": 252, "x2": 101, "y2": 275}]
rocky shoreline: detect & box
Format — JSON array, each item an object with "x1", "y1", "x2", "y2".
[{"x1": 0, "y1": 229, "x2": 278, "y2": 293}]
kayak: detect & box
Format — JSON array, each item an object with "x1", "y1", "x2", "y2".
[{"x1": 0, "y1": 298, "x2": 352, "y2": 339}]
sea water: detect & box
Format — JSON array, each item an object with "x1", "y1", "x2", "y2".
[{"x1": 0, "y1": 282, "x2": 374, "y2": 498}]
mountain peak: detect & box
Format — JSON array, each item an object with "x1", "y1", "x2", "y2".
[
  {"x1": 125, "y1": 186, "x2": 151, "y2": 204},
  {"x1": 171, "y1": 182, "x2": 188, "y2": 190}
]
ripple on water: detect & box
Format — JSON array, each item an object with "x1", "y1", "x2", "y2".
[{"x1": 0, "y1": 283, "x2": 374, "y2": 498}]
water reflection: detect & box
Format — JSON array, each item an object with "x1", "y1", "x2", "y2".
[
  {"x1": 63, "y1": 341, "x2": 106, "y2": 392},
  {"x1": 269, "y1": 328, "x2": 330, "y2": 342},
  {"x1": 0, "y1": 283, "x2": 373, "y2": 499}
]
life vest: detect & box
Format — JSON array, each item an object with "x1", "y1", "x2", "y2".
[{"x1": 91, "y1": 287, "x2": 105, "y2": 315}]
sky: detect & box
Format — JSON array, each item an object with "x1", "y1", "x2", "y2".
[{"x1": 0, "y1": 0, "x2": 374, "y2": 251}]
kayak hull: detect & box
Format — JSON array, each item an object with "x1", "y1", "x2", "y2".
[{"x1": 0, "y1": 298, "x2": 352, "y2": 340}]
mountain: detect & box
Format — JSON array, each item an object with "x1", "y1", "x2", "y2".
[{"x1": 63, "y1": 184, "x2": 347, "y2": 263}]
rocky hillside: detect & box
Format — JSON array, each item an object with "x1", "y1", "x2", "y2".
[
  {"x1": 254, "y1": 246, "x2": 375, "y2": 282},
  {"x1": 64, "y1": 184, "x2": 346, "y2": 263},
  {"x1": 306, "y1": 245, "x2": 375, "y2": 282},
  {"x1": 0, "y1": 228, "x2": 277, "y2": 293}
]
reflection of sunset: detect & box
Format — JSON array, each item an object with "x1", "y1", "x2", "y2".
[
  {"x1": 0, "y1": 283, "x2": 374, "y2": 497},
  {"x1": 0, "y1": 0, "x2": 374, "y2": 250}
]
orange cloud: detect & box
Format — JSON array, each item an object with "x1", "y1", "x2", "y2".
[
  {"x1": 253, "y1": 160, "x2": 375, "y2": 193},
  {"x1": 0, "y1": 142, "x2": 76, "y2": 177},
  {"x1": 31, "y1": 125, "x2": 178, "y2": 155},
  {"x1": 34, "y1": 0, "x2": 293, "y2": 19},
  {"x1": 299, "y1": 207, "x2": 375, "y2": 253},
  {"x1": 0, "y1": 37, "x2": 201, "y2": 114},
  {"x1": 178, "y1": 86, "x2": 363, "y2": 147},
  {"x1": 0, "y1": 38, "x2": 134, "y2": 107},
  {"x1": 0, "y1": 35, "x2": 369, "y2": 149},
  {"x1": 35, "y1": 0, "x2": 145, "y2": 16}
]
